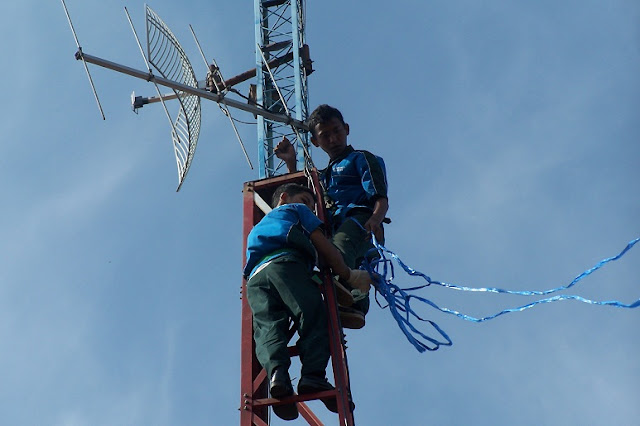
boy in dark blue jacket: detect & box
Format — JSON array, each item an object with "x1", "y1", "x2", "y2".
[
  {"x1": 276, "y1": 105, "x2": 389, "y2": 328},
  {"x1": 244, "y1": 183, "x2": 370, "y2": 420}
]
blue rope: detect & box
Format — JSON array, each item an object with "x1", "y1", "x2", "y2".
[{"x1": 360, "y1": 236, "x2": 640, "y2": 353}]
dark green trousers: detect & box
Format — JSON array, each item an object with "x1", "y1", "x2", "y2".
[
  {"x1": 246, "y1": 255, "x2": 329, "y2": 378},
  {"x1": 331, "y1": 211, "x2": 384, "y2": 315}
]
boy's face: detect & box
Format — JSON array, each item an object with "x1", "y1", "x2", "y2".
[
  {"x1": 311, "y1": 117, "x2": 349, "y2": 160},
  {"x1": 281, "y1": 192, "x2": 315, "y2": 211}
]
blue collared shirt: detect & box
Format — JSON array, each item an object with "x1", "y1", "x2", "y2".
[
  {"x1": 243, "y1": 203, "x2": 323, "y2": 278},
  {"x1": 320, "y1": 145, "x2": 388, "y2": 225}
]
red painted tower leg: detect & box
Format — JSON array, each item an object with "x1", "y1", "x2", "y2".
[{"x1": 239, "y1": 171, "x2": 356, "y2": 425}]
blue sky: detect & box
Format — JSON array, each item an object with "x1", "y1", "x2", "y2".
[{"x1": 1, "y1": 1, "x2": 638, "y2": 425}]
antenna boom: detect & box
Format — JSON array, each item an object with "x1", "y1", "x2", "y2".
[{"x1": 76, "y1": 51, "x2": 308, "y2": 131}]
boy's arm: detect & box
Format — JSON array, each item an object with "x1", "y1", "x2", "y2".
[
  {"x1": 274, "y1": 137, "x2": 297, "y2": 173},
  {"x1": 357, "y1": 151, "x2": 388, "y2": 240},
  {"x1": 309, "y1": 229, "x2": 372, "y2": 292},
  {"x1": 364, "y1": 197, "x2": 388, "y2": 241}
]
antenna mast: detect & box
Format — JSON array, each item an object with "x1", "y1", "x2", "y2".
[{"x1": 254, "y1": 0, "x2": 313, "y2": 178}]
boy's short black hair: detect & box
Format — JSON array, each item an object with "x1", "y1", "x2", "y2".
[
  {"x1": 271, "y1": 183, "x2": 315, "y2": 208},
  {"x1": 307, "y1": 104, "x2": 345, "y2": 137}
]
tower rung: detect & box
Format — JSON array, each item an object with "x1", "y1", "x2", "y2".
[
  {"x1": 263, "y1": 40, "x2": 292, "y2": 52},
  {"x1": 262, "y1": 0, "x2": 288, "y2": 8}
]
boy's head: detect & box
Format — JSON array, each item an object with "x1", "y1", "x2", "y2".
[
  {"x1": 308, "y1": 104, "x2": 350, "y2": 160},
  {"x1": 271, "y1": 183, "x2": 316, "y2": 210}
]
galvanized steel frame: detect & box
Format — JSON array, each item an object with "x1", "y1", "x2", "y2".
[{"x1": 254, "y1": 0, "x2": 311, "y2": 178}]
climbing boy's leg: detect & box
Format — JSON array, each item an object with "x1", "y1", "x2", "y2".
[
  {"x1": 247, "y1": 261, "x2": 300, "y2": 420},
  {"x1": 331, "y1": 212, "x2": 382, "y2": 319},
  {"x1": 246, "y1": 265, "x2": 293, "y2": 380},
  {"x1": 267, "y1": 258, "x2": 330, "y2": 378}
]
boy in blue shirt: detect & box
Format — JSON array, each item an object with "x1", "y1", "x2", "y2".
[
  {"x1": 276, "y1": 104, "x2": 389, "y2": 328},
  {"x1": 244, "y1": 183, "x2": 370, "y2": 420}
]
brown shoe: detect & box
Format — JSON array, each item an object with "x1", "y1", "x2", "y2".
[
  {"x1": 312, "y1": 273, "x2": 355, "y2": 306},
  {"x1": 338, "y1": 306, "x2": 365, "y2": 329},
  {"x1": 333, "y1": 277, "x2": 355, "y2": 306}
]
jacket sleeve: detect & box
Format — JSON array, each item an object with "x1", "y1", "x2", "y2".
[{"x1": 357, "y1": 151, "x2": 388, "y2": 201}]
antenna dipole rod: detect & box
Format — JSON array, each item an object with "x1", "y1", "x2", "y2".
[
  {"x1": 189, "y1": 24, "x2": 226, "y2": 91},
  {"x1": 189, "y1": 24, "x2": 210, "y2": 69},
  {"x1": 189, "y1": 24, "x2": 254, "y2": 169},
  {"x1": 124, "y1": 7, "x2": 151, "y2": 70},
  {"x1": 223, "y1": 107, "x2": 254, "y2": 169},
  {"x1": 60, "y1": 0, "x2": 105, "y2": 120}
]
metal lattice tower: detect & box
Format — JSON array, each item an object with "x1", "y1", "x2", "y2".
[{"x1": 254, "y1": 0, "x2": 312, "y2": 178}]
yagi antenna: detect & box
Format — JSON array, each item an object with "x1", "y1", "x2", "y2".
[{"x1": 61, "y1": 3, "x2": 308, "y2": 191}]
